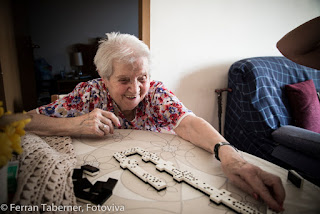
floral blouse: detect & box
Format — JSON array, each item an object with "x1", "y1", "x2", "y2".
[{"x1": 37, "y1": 78, "x2": 193, "y2": 132}]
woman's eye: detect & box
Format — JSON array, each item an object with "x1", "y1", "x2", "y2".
[
  {"x1": 119, "y1": 79, "x2": 129, "y2": 83},
  {"x1": 138, "y1": 76, "x2": 147, "y2": 82}
]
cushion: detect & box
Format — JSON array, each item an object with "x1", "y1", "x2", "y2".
[
  {"x1": 272, "y1": 145, "x2": 320, "y2": 185},
  {"x1": 272, "y1": 125, "x2": 320, "y2": 159},
  {"x1": 285, "y1": 79, "x2": 320, "y2": 133}
]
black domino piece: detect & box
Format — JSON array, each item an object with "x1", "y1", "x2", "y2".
[
  {"x1": 91, "y1": 189, "x2": 112, "y2": 205},
  {"x1": 91, "y1": 181, "x2": 107, "y2": 194},
  {"x1": 73, "y1": 178, "x2": 93, "y2": 191},
  {"x1": 288, "y1": 170, "x2": 304, "y2": 188},
  {"x1": 91, "y1": 178, "x2": 118, "y2": 194},
  {"x1": 74, "y1": 190, "x2": 95, "y2": 204},
  {"x1": 81, "y1": 164, "x2": 100, "y2": 176},
  {"x1": 106, "y1": 178, "x2": 118, "y2": 191},
  {"x1": 72, "y1": 168, "x2": 83, "y2": 180}
]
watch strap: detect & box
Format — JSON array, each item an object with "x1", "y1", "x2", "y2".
[{"x1": 214, "y1": 142, "x2": 237, "y2": 161}]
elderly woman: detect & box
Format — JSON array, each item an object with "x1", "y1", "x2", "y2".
[{"x1": 26, "y1": 32, "x2": 285, "y2": 212}]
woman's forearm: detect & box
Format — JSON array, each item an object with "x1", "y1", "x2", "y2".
[
  {"x1": 26, "y1": 108, "x2": 120, "y2": 137},
  {"x1": 25, "y1": 110, "x2": 78, "y2": 136},
  {"x1": 174, "y1": 114, "x2": 228, "y2": 153}
]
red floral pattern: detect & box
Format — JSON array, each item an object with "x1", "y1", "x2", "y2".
[{"x1": 37, "y1": 78, "x2": 192, "y2": 132}]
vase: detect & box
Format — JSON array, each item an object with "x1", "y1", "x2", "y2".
[{"x1": 0, "y1": 164, "x2": 8, "y2": 204}]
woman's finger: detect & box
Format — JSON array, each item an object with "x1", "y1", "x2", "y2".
[
  {"x1": 241, "y1": 169, "x2": 284, "y2": 212},
  {"x1": 102, "y1": 111, "x2": 121, "y2": 127},
  {"x1": 82, "y1": 109, "x2": 120, "y2": 136},
  {"x1": 227, "y1": 174, "x2": 256, "y2": 196},
  {"x1": 101, "y1": 118, "x2": 114, "y2": 134},
  {"x1": 259, "y1": 170, "x2": 285, "y2": 207},
  {"x1": 223, "y1": 160, "x2": 285, "y2": 212},
  {"x1": 99, "y1": 123, "x2": 111, "y2": 135}
]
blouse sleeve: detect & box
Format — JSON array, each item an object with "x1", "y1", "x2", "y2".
[
  {"x1": 36, "y1": 81, "x2": 96, "y2": 118},
  {"x1": 149, "y1": 81, "x2": 193, "y2": 130}
]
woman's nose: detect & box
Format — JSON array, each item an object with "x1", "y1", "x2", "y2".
[{"x1": 128, "y1": 80, "x2": 140, "y2": 94}]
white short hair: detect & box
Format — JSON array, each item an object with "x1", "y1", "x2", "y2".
[{"x1": 94, "y1": 32, "x2": 151, "y2": 79}]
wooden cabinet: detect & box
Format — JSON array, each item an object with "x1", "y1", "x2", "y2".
[{"x1": 56, "y1": 78, "x2": 91, "y2": 94}]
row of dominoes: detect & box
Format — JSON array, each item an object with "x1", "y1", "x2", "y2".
[
  {"x1": 113, "y1": 147, "x2": 273, "y2": 214},
  {"x1": 114, "y1": 150, "x2": 166, "y2": 191}
]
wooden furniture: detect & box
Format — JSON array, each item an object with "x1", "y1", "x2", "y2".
[
  {"x1": 54, "y1": 39, "x2": 100, "y2": 95},
  {"x1": 72, "y1": 39, "x2": 100, "y2": 79},
  {"x1": 56, "y1": 78, "x2": 91, "y2": 94},
  {"x1": 50, "y1": 94, "x2": 67, "y2": 102}
]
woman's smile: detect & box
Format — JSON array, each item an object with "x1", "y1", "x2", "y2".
[{"x1": 124, "y1": 94, "x2": 138, "y2": 99}]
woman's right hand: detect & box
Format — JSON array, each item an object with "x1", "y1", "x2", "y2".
[
  {"x1": 73, "y1": 108, "x2": 121, "y2": 136},
  {"x1": 220, "y1": 147, "x2": 285, "y2": 212},
  {"x1": 26, "y1": 108, "x2": 120, "y2": 137}
]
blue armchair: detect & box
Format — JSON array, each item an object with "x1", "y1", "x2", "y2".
[{"x1": 224, "y1": 56, "x2": 320, "y2": 185}]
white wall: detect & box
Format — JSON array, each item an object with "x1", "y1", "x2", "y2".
[{"x1": 150, "y1": 0, "x2": 320, "y2": 133}]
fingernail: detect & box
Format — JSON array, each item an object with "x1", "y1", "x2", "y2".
[
  {"x1": 280, "y1": 203, "x2": 285, "y2": 211},
  {"x1": 118, "y1": 123, "x2": 121, "y2": 127},
  {"x1": 252, "y1": 193, "x2": 259, "y2": 200}
]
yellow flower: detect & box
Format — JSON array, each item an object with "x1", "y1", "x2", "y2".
[
  {"x1": 0, "y1": 107, "x2": 4, "y2": 118},
  {"x1": 0, "y1": 102, "x2": 31, "y2": 168},
  {"x1": 4, "y1": 124, "x2": 15, "y2": 136},
  {"x1": 10, "y1": 133, "x2": 23, "y2": 155},
  {"x1": 15, "y1": 124, "x2": 26, "y2": 136},
  {"x1": 0, "y1": 132, "x2": 13, "y2": 167}
]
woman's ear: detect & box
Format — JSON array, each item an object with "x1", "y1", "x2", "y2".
[
  {"x1": 101, "y1": 78, "x2": 108, "y2": 87},
  {"x1": 97, "y1": 69, "x2": 102, "y2": 77}
]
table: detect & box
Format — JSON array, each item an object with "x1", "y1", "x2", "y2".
[{"x1": 72, "y1": 129, "x2": 320, "y2": 214}]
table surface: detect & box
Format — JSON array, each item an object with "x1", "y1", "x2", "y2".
[{"x1": 73, "y1": 129, "x2": 320, "y2": 214}]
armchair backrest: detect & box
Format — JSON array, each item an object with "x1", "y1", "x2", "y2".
[{"x1": 224, "y1": 56, "x2": 320, "y2": 161}]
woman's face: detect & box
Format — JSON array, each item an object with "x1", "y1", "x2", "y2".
[{"x1": 103, "y1": 57, "x2": 150, "y2": 113}]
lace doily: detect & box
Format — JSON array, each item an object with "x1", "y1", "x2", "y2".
[{"x1": 12, "y1": 133, "x2": 77, "y2": 213}]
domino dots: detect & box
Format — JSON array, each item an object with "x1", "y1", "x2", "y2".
[{"x1": 113, "y1": 147, "x2": 269, "y2": 214}]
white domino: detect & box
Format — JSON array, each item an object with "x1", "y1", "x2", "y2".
[
  {"x1": 114, "y1": 147, "x2": 265, "y2": 213},
  {"x1": 172, "y1": 168, "x2": 184, "y2": 182},
  {"x1": 156, "y1": 159, "x2": 175, "y2": 174},
  {"x1": 119, "y1": 158, "x2": 138, "y2": 169},
  {"x1": 142, "y1": 152, "x2": 151, "y2": 162},
  {"x1": 149, "y1": 153, "x2": 161, "y2": 164},
  {"x1": 135, "y1": 147, "x2": 146, "y2": 155},
  {"x1": 182, "y1": 170, "x2": 199, "y2": 187},
  {"x1": 113, "y1": 152, "x2": 126, "y2": 162},
  {"x1": 222, "y1": 196, "x2": 242, "y2": 213},
  {"x1": 198, "y1": 181, "x2": 219, "y2": 196},
  {"x1": 209, "y1": 190, "x2": 231, "y2": 204},
  {"x1": 113, "y1": 149, "x2": 167, "y2": 191},
  {"x1": 121, "y1": 147, "x2": 137, "y2": 156}
]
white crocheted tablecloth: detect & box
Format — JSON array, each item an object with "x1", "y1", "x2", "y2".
[
  {"x1": 72, "y1": 129, "x2": 320, "y2": 214},
  {"x1": 13, "y1": 133, "x2": 77, "y2": 212}
]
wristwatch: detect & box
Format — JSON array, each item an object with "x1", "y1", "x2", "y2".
[{"x1": 214, "y1": 142, "x2": 237, "y2": 161}]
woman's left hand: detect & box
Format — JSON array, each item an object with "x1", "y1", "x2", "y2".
[
  {"x1": 220, "y1": 148, "x2": 285, "y2": 213},
  {"x1": 174, "y1": 115, "x2": 286, "y2": 212}
]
